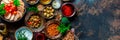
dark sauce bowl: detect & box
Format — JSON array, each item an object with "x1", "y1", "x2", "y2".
[{"x1": 33, "y1": 32, "x2": 45, "y2": 40}]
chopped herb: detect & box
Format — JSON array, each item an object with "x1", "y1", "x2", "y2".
[
  {"x1": 58, "y1": 23, "x2": 70, "y2": 35},
  {"x1": 27, "y1": 6, "x2": 39, "y2": 13},
  {"x1": 0, "y1": 10, "x2": 6, "y2": 15},
  {"x1": 0, "y1": 3, "x2": 5, "y2": 10},
  {"x1": 58, "y1": 17, "x2": 71, "y2": 35},
  {"x1": 61, "y1": 17, "x2": 70, "y2": 24},
  {"x1": 14, "y1": 0, "x2": 20, "y2": 6},
  {"x1": 0, "y1": 3, "x2": 6, "y2": 15},
  {"x1": 58, "y1": 17, "x2": 71, "y2": 34}
]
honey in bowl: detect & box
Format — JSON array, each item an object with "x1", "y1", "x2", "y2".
[{"x1": 40, "y1": 0, "x2": 51, "y2": 5}]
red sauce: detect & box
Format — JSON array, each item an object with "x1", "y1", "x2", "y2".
[
  {"x1": 36, "y1": 33, "x2": 45, "y2": 40},
  {"x1": 62, "y1": 4, "x2": 74, "y2": 17}
]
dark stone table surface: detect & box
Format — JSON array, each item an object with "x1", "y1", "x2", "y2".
[{"x1": 0, "y1": 0, "x2": 120, "y2": 40}]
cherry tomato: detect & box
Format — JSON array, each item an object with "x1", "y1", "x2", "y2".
[{"x1": 27, "y1": 22, "x2": 32, "y2": 25}]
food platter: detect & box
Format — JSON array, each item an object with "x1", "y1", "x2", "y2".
[
  {"x1": 0, "y1": 0, "x2": 78, "y2": 40},
  {"x1": 0, "y1": 0, "x2": 26, "y2": 22}
]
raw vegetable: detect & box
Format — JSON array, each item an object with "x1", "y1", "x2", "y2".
[
  {"x1": 27, "y1": 6, "x2": 39, "y2": 13},
  {"x1": 14, "y1": 0, "x2": 20, "y2": 6},
  {"x1": 58, "y1": 23, "x2": 70, "y2": 35},
  {"x1": 58, "y1": 17, "x2": 71, "y2": 35},
  {"x1": 0, "y1": 3, "x2": 5, "y2": 10},
  {"x1": 61, "y1": 17, "x2": 70, "y2": 24},
  {"x1": 0, "y1": 10, "x2": 6, "y2": 15},
  {"x1": 0, "y1": 3, "x2": 6, "y2": 15},
  {"x1": 4, "y1": 2, "x2": 17, "y2": 15}
]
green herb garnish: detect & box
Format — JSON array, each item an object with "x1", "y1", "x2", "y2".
[
  {"x1": 61, "y1": 17, "x2": 70, "y2": 24},
  {"x1": 18, "y1": 31, "x2": 27, "y2": 40},
  {"x1": 14, "y1": 0, "x2": 20, "y2": 6},
  {"x1": 58, "y1": 23, "x2": 70, "y2": 35},
  {"x1": 0, "y1": 3, "x2": 5, "y2": 10},
  {"x1": 27, "y1": 6, "x2": 39, "y2": 13},
  {"x1": 0, "y1": 3, "x2": 6, "y2": 15},
  {"x1": 57, "y1": 17, "x2": 71, "y2": 35}
]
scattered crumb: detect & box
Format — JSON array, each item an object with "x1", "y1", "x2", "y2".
[
  {"x1": 108, "y1": 35, "x2": 120, "y2": 40},
  {"x1": 109, "y1": 19, "x2": 120, "y2": 34},
  {"x1": 87, "y1": 30, "x2": 94, "y2": 36}
]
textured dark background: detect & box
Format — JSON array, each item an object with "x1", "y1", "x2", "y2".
[{"x1": 0, "y1": 0, "x2": 120, "y2": 40}]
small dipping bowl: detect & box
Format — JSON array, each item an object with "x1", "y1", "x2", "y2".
[
  {"x1": 33, "y1": 32, "x2": 45, "y2": 40},
  {"x1": 61, "y1": 3, "x2": 76, "y2": 17}
]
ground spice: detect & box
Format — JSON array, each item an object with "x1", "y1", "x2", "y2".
[
  {"x1": 46, "y1": 23, "x2": 59, "y2": 37},
  {"x1": 62, "y1": 4, "x2": 74, "y2": 17}
]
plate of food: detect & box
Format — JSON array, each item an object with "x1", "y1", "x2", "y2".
[
  {"x1": 0, "y1": 0, "x2": 25, "y2": 22},
  {"x1": 25, "y1": 11, "x2": 45, "y2": 32},
  {"x1": 44, "y1": 20, "x2": 61, "y2": 39},
  {"x1": 15, "y1": 27, "x2": 33, "y2": 40}
]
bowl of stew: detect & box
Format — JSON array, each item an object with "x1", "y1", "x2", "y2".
[
  {"x1": 44, "y1": 20, "x2": 61, "y2": 39},
  {"x1": 25, "y1": 11, "x2": 45, "y2": 32}
]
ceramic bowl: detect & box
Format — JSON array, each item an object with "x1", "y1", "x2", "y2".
[
  {"x1": 61, "y1": 3, "x2": 76, "y2": 17},
  {"x1": 44, "y1": 20, "x2": 61, "y2": 39},
  {"x1": 15, "y1": 27, "x2": 33, "y2": 40},
  {"x1": 25, "y1": 11, "x2": 45, "y2": 32}
]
